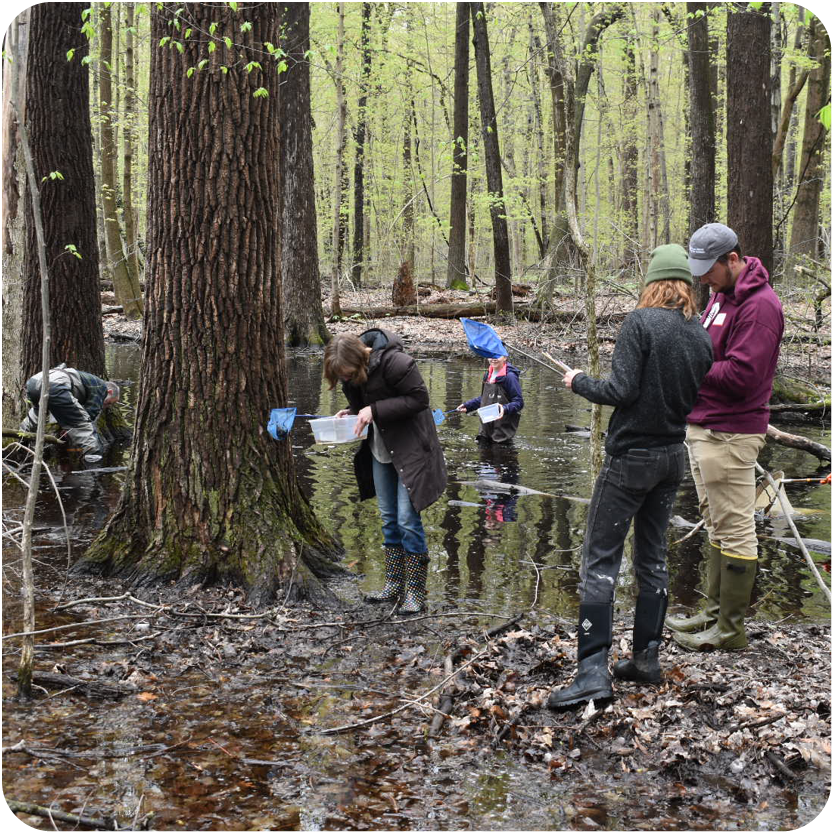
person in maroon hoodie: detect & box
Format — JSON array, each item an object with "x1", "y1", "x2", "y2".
[{"x1": 669, "y1": 223, "x2": 784, "y2": 652}]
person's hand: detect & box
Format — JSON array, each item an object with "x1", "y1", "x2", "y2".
[
  {"x1": 496, "y1": 403, "x2": 505, "y2": 419},
  {"x1": 355, "y1": 405, "x2": 373, "y2": 435},
  {"x1": 456, "y1": 404, "x2": 467, "y2": 413},
  {"x1": 564, "y1": 369, "x2": 582, "y2": 390},
  {"x1": 335, "y1": 408, "x2": 351, "y2": 418}
]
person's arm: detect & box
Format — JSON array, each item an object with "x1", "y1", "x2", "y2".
[
  {"x1": 701, "y1": 315, "x2": 781, "y2": 399},
  {"x1": 459, "y1": 394, "x2": 481, "y2": 412},
  {"x1": 370, "y1": 354, "x2": 430, "y2": 424},
  {"x1": 499, "y1": 372, "x2": 524, "y2": 415},
  {"x1": 571, "y1": 314, "x2": 643, "y2": 407}
]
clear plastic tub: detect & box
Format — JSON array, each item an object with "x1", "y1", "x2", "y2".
[
  {"x1": 477, "y1": 403, "x2": 502, "y2": 423},
  {"x1": 310, "y1": 415, "x2": 368, "y2": 443}
]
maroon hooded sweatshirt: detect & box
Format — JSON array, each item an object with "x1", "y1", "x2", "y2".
[{"x1": 687, "y1": 256, "x2": 783, "y2": 434}]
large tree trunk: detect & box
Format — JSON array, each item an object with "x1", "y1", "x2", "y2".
[
  {"x1": 21, "y1": 2, "x2": 106, "y2": 380},
  {"x1": 98, "y1": 2, "x2": 143, "y2": 320},
  {"x1": 2, "y1": 8, "x2": 29, "y2": 430},
  {"x1": 788, "y1": 15, "x2": 830, "y2": 262},
  {"x1": 471, "y1": 2, "x2": 512, "y2": 315},
  {"x1": 79, "y1": 2, "x2": 342, "y2": 607},
  {"x1": 727, "y1": 4, "x2": 773, "y2": 277},
  {"x1": 687, "y1": 2, "x2": 716, "y2": 310},
  {"x1": 351, "y1": 2, "x2": 372, "y2": 290},
  {"x1": 280, "y1": 2, "x2": 329, "y2": 347},
  {"x1": 446, "y1": 1, "x2": 470, "y2": 290}
]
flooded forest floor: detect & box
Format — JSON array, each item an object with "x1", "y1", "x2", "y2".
[
  {"x1": 2, "y1": 573, "x2": 830, "y2": 830},
  {"x1": 4, "y1": 285, "x2": 831, "y2": 830}
]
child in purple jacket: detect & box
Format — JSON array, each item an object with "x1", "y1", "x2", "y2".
[{"x1": 457, "y1": 355, "x2": 524, "y2": 443}]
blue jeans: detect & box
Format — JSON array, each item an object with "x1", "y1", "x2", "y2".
[
  {"x1": 579, "y1": 445, "x2": 686, "y2": 604},
  {"x1": 372, "y1": 457, "x2": 427, "y2": 554}
]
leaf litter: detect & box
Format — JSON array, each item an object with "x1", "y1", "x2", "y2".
[{"x1": 2, "y1": 568, "x2": 830, "y2": 830}]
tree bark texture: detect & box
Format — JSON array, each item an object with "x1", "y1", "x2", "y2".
[
  {"x1": 687, "y1": 2, "x2": 716, "y2": 310},
  {"x1": 2, "y1": 9, "x2": 29, "y2": 429},
  {"x1": 80, "y1": 3, "x2": 341, "y2": 606},
  {"x1": 280, "y1": 2, "x2": 330, "y2": 347},
  {"x1": 351, "y1": 2, "x2": 372, "y2": 290},
  {"x1": 21, "y1": 2, "x2": 106, "y2": 380},
  {"x1": 446, "y1": 2, "x2": 470, "y2": 290},
  {"x1": 471, "y1": 3, "x2": 512, "y2": 314},
  {"x1": 727, "y1": 5, "x2": 774, "y2": 277},
  {"x1": 98, "y1": 2, "x2": 143, "y2": 320},
  {"x1": 788, "y1": 15, "x2": 830, "y2": 261}
]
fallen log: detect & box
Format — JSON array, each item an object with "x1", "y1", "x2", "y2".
[
  {"x1": 766, "y1": 424, "x2": 831, "y2": 462},
  {"x1": 333, "y1": 301, "x2": 623, "y2": 324}
]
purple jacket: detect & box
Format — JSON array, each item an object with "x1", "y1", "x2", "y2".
[{"x1": 687, "y1": 257, "x2": 783, "y2": 434}]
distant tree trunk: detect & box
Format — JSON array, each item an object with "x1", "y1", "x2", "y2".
[
  {"x1": 788, "y1": 16, "x2": 830, "y2": 261},
  {"x1": 646, "y1": 8, "x2": 670, "y2": 248},
  {"x1": 2, "y1": 9, "x2": 29, "y2": 429},
  {"x1": 528, "y1": 22, "x2": 549, "y2": 258},
  {"x1": 99, "y1": 2, "x2": 143, "y2": 319},
  {"x1": 401, "y1": 98, "x2": 416, "y2": 284},
  {"x1": 471, "y1": 2, "x2": 512, "y2": 315},
  {"x1": 21, "y1": 2, "x2": 106, "y2": 380},
  {"x1": 538, "y1": 1, "x2": 573, "y2": 301},
  {"x1": 80, "y1": 2, "x2": 342, "y2": 606},
  {"x1": 122, "y1": 3, "x2": 142, "y2": 292},
  {"x1": 351, "y1": 2, "x2": 372, "y2": 290},
  {"x1": 330, "y1": 3, "x2": 347, "y2": 317},
  {"x1": 687, "y1": 1, "x2": 716, "y2": 310},
  {"x1": 558, "y1": 49, "x2": 603, "y2": 480},
  {"x1": 280, "y1": 2, "x2": 330, "y2": 346},
  {"x1": 620, "y1": 36, "x2": 639, "y2": 271},
  {"x1": 446, "y1": 1, "x2": 470, "y2": 290},
  {"x1": 727, "y1": 4, "x2": 773, "y2": 277}
]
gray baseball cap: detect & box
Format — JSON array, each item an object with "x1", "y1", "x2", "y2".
[{"x1": 687, "y1": 223, "x2": 739, "y2": 276}]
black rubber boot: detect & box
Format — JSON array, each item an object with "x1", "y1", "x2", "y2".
[
  {"x1": 366, "y1": 545, "x2": 406, "y2": 603},
  {"x1": 398, "y1": 552, "x2": 429, "y2": 615},
  {"x1": 613, "y1": 590, "x2": 667, "y2": 684},
  {"x1": 547, "y1": 603, "x2": 613, "y2": 710}
]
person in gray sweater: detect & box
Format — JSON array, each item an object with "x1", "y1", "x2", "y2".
[{"x1": 548, "y1": 244, "x2": 713, "y2": 711}]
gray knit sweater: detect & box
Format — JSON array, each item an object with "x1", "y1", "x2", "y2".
[{"x1": 572, "y1": 307, "x2": 713, "y2": 457}]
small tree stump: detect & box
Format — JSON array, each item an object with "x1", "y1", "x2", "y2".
[{"x1": 392, "y1": 260, "x2": 417, "y2": 307}]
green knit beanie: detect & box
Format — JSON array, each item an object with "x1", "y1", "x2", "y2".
[{"x1": 645, "y1": 244, "x2": 693, "y2": 286}]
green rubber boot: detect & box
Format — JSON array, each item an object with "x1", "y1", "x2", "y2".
[
  {"x1": 366, "y1": 545, "x2": 406, "y2": 603},
  {"x1": 666, "y1": 543, "x2": 721, "y2": 633},
  {"x1": 673, "y1": 555, "x2": 757, "y2": 651}
]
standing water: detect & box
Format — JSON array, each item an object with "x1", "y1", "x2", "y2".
[{"x1": 2, "y1": 342, "x2": 830, "y2": 830}]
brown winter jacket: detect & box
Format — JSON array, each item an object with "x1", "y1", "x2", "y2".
[{"x1": 342, "y1": 329, "x2": 447, "y2": 513}]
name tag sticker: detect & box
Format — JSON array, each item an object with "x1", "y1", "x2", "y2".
[{"x1": 713, "y1": 312, "x2": 727, "y2": 326}]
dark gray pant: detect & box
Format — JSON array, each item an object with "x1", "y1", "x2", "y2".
[{"x1": 579, "y1": 445, "x2": 686, "y2": 604}]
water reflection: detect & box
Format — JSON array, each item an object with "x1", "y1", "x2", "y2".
[{"x1": 8, "y1": 342, "x2": 827, "y2": 623}]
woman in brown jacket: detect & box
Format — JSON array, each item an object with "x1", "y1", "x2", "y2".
[{"x1": 323, "y1": 329, "x2": 447, "y2": 614}]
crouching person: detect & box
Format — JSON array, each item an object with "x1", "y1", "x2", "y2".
[
  {"x1": 323, "y1": 330, "x2": 447, "y2": 614},
  {"x1": 547, "y1": 245, "x2": 713, "y2": 710},
  {"x1": 20, "y1": 364, "x2": 120, "y2": 460}
]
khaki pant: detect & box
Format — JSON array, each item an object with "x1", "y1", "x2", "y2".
[{"x1": 686, "y1": 424, "x2": 766, "y2": 560}]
